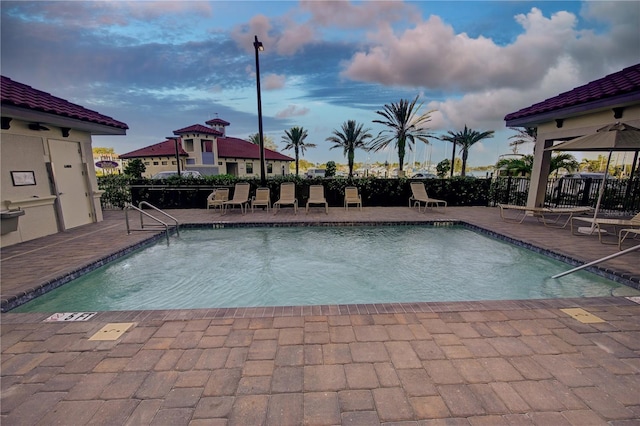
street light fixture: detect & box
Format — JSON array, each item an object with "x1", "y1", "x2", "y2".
[
  {"x1": 167, "y1": 136, "x2": 181, "y2": 177},
  {"x1": 254, "y1": 35, "x2": 266, "y2": 186}
]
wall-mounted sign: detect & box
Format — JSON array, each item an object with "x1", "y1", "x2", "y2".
[
  {"x1": 11, "y1": 171, "x2": 36, "y2": 186},
  {"x1": 96, "y1": 160, "x2": 119, "y2": 169}
]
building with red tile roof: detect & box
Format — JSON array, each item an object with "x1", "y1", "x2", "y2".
[
  {"x1": 120, "y1": 119, "x2": 293, "y2": 178},
  {"x1": 1, "y1": 76, "x2": 128, "y2": 134},
  {"x1": 503, "y1": 63, "x2": 640, "y2": 209},
  {"x1": 505, "y1": 64, "x2": 640, "y2": 126},
  {"x1": 1, "y1": 75, "x2": 128, "y2": 247}
]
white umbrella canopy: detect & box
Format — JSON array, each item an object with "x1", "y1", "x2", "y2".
[
  {"x1": 545, "y1": 122, "x2": 640, "y2": 234},
  {"x1": 547, "y1": 122, "x2": 640, "y2": 152}
]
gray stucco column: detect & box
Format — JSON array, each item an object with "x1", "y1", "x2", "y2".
[{"x1": 527, "y1": 138, "x2": 554, "y2": 208}]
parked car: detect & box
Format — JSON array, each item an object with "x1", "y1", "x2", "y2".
[
  {"x1": 151, "y1": 170, "x2": 202, "y2": 179},
  {"x1": 410, "y1": 172, "x2": 438, "y2": 179},
  {"x1": 305, "y1": 168, "x2": 326, "y2": 179},
  {"x1": 550, "y1": 172, "x2": 613, "y2": 197}
]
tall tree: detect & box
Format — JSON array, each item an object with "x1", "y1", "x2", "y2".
[
  {"x1": 123, "y1": 159, "x2": 146, "y2": 178},
  {"x1": 281, "y1": 126, "x2": 316, "y2": 176},
  {"x1": 437, "y1": 133, "x2": 460, "y2": 177},
  {"x1": 370, "y1": 96, "x2": 433, "y2": 176},
  {"x1": 495, "y1": 155, "x2": 534, "y2": 177},
  {"x1": 550, "y1": 153, "x2": 579, "y2": 177},
  {"x1": 439, "y1": 125, "x2": 494, "y2": 177},
  {"x1": 247, "y1": 133, "x2": 278, "y2": 151},
  {"x1": 326, "y1": 120, "x2": 372, "y2": 177},
  {"x1": 508, "y1": 127, "x2": 537, "y2": 154},
  {"x1": 496, "y1": 153, "x2": 578, "y2": 177}
]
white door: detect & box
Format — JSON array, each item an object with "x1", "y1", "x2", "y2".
[{"x1": 49, "y1": 140, "x2": 92, "y2": 229}]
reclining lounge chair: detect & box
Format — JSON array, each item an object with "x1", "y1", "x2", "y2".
[
  {"x1": 222, "y1": 183, "x2": 251, "y2": 215},
  {"x1": 409, "y1": 182, "x2": 446, "y2": 212},
  {"x1": 498, "y1": 204, "x2": 592, "y2": 228},
  {"x1": 571, "y1": 212, "x2": 640, "y2": 244},
  {"x1": 274, "y1": 182, "x2": 298, "y2": 215},
  {"x1": 344, "y1": 186, "x2": 362, "y2": 211},
  {"x1": 306, "y1": 185, "x2": 328, "y2": 214},
  {"x1": 251, "y1": 187, "x2": 271, "y2": 213},
  {"x1": 206, "y1": 188, "x2": 229, "y2": 213}
]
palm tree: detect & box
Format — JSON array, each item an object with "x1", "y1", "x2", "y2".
[
  {"x1": 370, "y1": 96, "x2": 433, "y2": 176},
  {"x1": 495, "y1": 153, "x2": 578, "y2": 177},
  {"x1": 326, "y1": 120, "x2": 372, "y2": 177},
  {"x1": 440, "y1": 125, "x2": 494, "y2": 177},
  {"x1": 496, "y1": 155, "x2": 534, "y2": 176},
  {"x1": 508, "y1": 127, "x2": 537, "y2": 154},
  {"x1": 247, "y1": 133, "x2": 277, "y2": 151},
  {"x1": 437, "y1": 133, "x2": 460, "y2": 178},
  {"x1": 550, "y1": 152, "x2": 579, "y2": 177},
  {"x1": 281, "y1": 126, "x2": 316, "y2": 176}
]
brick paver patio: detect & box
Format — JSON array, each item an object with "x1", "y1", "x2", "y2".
[{"x1": 2, "y1": 206, "x2": 639, "y2": 425}]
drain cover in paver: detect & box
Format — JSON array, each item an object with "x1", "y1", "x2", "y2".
[
  {"x1": 89, "y1": 323, "x2": 135, "y2": 340},
  {"x1": 560, "y1": 308, "x2": 605, "y2": 324}
]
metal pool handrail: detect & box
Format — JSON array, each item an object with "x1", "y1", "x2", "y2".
[
  {"x1": 552, "y1": 244, "x2": 640, "y2": 279},
  {"x1": 138, "y1": 201, "x2": 180, "y2": 238},
  {"x1": 123, "y1": 203, "x2": 178, "y2": 245}
]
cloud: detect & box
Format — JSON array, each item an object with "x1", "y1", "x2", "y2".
[
  {"x1": 275, "y1": 105, "x2": 310, "y2": 119},
  {"x1": 430, "y1": 56, "x2": 585, "y2": 132},
  {"x1": 301, "y1": 0, "x2": 420, "y2": 28},
  {"x1": 341, "y1": 8, "x2": 583, "y2": 92},
  {"x1": 264, "y1": 74, "x2": 286, "y2": 90}
]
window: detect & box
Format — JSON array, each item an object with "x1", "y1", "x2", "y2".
[
  {"x1": 153, "y1": 161, "x2": 159, "y2": 166},
  {"x1": 267, "y1": 163, "x2": 273, "y2": 173},
  {"x1": 161, "y1": 161, "x2": 168, "y2": 165},
  {"x1": 144, "y1": 162, "x2": 150, "y2": 166},
  {"x1": 172, "y1": 161, "x2": 177, "y2": 165},
  {"x1": 184, "y1": 139, "x2": 194, "y2": 151},
  {"x1": 246, "y1": 162, "x2": 253, "y2": 174}
]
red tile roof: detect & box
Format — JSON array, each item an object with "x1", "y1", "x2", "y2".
[
  {"x1": 173, "y1": 124, "x2": 223, "y2": 136},
  {"x1": 119, "y1": 140, "x2": 188, "y2": 159},
  {"x1": 217, "y1": 137, "x2": 294, "y2": 161},
  {"x1": 505, "y1": 64, "x2": 640, "y2": 122},
  {"x1": 205, "y1": 118, "x2": 230, "y2": 126},
  {"x1": 1, "y1": 75, "x2": 128, "y2": 130}
]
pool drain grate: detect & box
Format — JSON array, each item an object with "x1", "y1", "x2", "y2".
[
  {"x1": 560, "y1": 308, "x2": 605, "y2": 324},
  {"x1": 89, "y1": 323, "x2": 135, "y2": 341}
]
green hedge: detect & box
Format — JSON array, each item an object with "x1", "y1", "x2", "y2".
[{"x1": 98, "y1": 175, "x2": 492, "y2": 209}]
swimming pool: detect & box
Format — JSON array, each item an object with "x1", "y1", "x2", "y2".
[{"x1": 12, "y1": 225, "x2": 635, "y2": 313}]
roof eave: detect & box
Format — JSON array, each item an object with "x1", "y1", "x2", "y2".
[
  {"x1": 505, "y1": 92, "x2": 640, "y2": 127},
  {"x1": 1, "y1": 105, "x2": 127, "y2": 135}
]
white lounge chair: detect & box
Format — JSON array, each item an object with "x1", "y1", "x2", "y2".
[
  {"x1": 409, "y1": 182, "x2": 446, "y2": 212},
  {"x1": 498, "y1": 204, "x2": 593, "y2": 228},
  {"x1": 344, "y1": 186, "x2": 362, "y2": 211},
  {"x1": 306, "y1": 185, "x2": 328, "y2": 214},
  {"x1": 619, "y1": 227, "x2": 640, "y2": 250},
  {"x1": 222, "y1": 183, "x2": 251, "y2": 215},
  {"x1": 251, "y1": 187, "x2": 271, "y2": 213},
  {"x1": 571, "y1": 212, "x2": 640, "y2": 244},
  {"x1": 206, "y1": 188, "x2": 229, "y2": 213},
  {"x1": 273, "y1": 182, "x2": 298, "y2": 215}
]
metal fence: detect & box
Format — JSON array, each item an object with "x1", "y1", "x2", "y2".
[{"x1": 490, "y1": 176, "x2": 640, "y2": 214}]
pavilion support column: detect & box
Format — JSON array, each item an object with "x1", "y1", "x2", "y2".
[{"x1": 527, "y1": 138, "x2": 554, "y2": 208}]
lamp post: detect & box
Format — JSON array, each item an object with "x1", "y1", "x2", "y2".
[
  {"x1": 167, "y1": 136, "x2": 181, "y2": 176},
  {"x1": 254, "y1": 35, "x2": 266, "y2": 186}
]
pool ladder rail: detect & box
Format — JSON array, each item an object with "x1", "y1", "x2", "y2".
[{"x1": 124, "y1": 202, "x2": 179, "y2": 245}]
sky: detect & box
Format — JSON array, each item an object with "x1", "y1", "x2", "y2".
[{"x1": 2, "y1": 1, "x2": 639, "y2": 169}]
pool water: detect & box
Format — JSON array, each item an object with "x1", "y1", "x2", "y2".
[{"x1": 12, "y1": 226, "x2": 634, "y2": 312}]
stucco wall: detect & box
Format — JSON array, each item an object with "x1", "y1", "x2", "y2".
[
  {"x1": 1, "y1": 118, "x2": 102, "y2": 247},
  {"x1": 527, "y1": 105, "x2": 640, "y2": 207}
]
